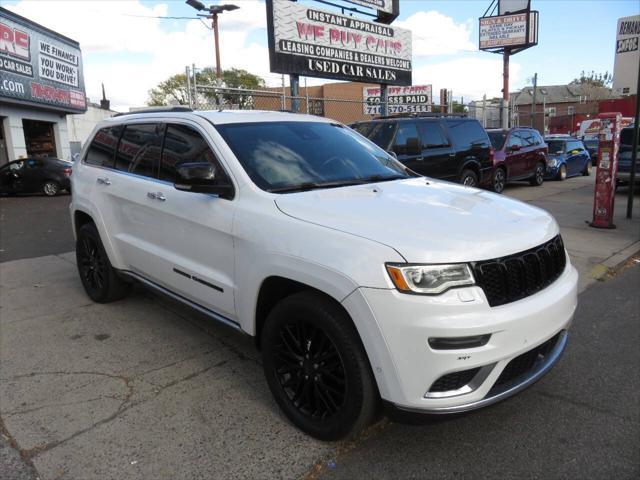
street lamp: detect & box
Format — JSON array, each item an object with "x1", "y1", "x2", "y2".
[{"x1": 186, "y1": 1, "x2": 239, "y2": 86}]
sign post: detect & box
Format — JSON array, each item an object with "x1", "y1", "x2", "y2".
[{"x1": 591, "y1": 112, "x2": 622, "y2": 229}]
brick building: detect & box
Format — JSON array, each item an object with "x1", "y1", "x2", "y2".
[
  {"x1": 254, "y1": 81, "x2": 382, "y2": 124},
  {"x1": 510, "y1": 83, "x2": 614, "y2": 135}
]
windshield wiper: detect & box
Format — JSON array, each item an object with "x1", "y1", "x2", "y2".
[{"x1": 268, "y1": 175, "x2": 407, "y2": 193}]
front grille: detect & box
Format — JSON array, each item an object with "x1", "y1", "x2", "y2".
[
  {"x1": 491, "y1": 332, "x2": 561, "y2": 390},
  {"x1": 472, "y1": 235, "x2": 566, "y2": 307},
  {"x1": 429, "y1": 367, "x2": 481, "y2": 393}
]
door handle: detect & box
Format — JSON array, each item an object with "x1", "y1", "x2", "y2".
[
  {"x1": 96, "y1": 177, "x2": 111, "y2": 185},
  {"x1": 147, "y1": 191, "x2": 166, "y2": 201}
]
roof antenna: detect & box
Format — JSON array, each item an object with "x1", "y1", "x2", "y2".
[{"x1": 100, "y1": 83, "x2": 110, "y2": 110}]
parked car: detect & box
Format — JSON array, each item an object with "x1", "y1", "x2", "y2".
[
  {"x1": 351, "y1": 115, "x2": 493, "y2": 187},
  {"x1": 582, "y1": 138, "x2": 599, "y2": 166},
  {"x1": 486, "y1": 127, "x2": 548, "y2": 193},
  {"x1": 71, "y1": 108, "x2": 577, "y2": 440},
  {"x1": 544, "y1": 137, "x2": 592, "y2": 180},
  {"x1": 0, "y1": 157, "x2": 72, "y2": 196},
  {"x1": 617, "y1": 124, "x2": 640, "y2": 187}
]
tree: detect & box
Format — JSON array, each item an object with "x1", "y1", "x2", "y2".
[
  {"x1": 572, "y1": 70, "x2": 613, "y2": 87},
  {"x1": 147, "y1": 68, "x2": 266, "y2": 107}
]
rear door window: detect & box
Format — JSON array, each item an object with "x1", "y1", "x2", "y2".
[
  {"x1": 393, "y1": 122, "x2": 420, "y2": 152},
  {"x1": 418, "y1": 122, "x2": 449, "y2": 148},
  {"x1": 160, "y1": 124, "x2": 227, "y2": 184},
  {"x1": 85, "y1": 126, "x2": 122, "y2": 168},
  {"x1": 507, "y1": 132, "x2": 523, "y2": 148},
  {"x1": 368, "y1": 123, "x2": 397, "y2": 150},
  {"x1": 115, "y1": 123, "x2": 163, "y2": 178},
  {"x1": 445, "y1": 120, "x2": 489, "y2": 149}
]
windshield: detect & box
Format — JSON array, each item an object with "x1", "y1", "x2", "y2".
[
  {"x1": 488, "y1": 131, "x2": 507, "y2": 149},
  {"x1": 215, "y1": 121, "x2": 409, "y2": 192},
  {"x1": 547, "y1": 140, "x2": 566, "y2": 154}
]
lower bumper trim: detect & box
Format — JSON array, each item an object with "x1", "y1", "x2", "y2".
[{"x1": 393, "y1": 330, "x2": 568, "y2": 415}]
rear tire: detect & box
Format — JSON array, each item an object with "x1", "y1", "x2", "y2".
[
  {"x1": 43, "y1": 180, "x2": 59, "y2": 196},
  {"x1": 491, "y1": 168, "x2": 506, "y2": 193},
  {"x1": 261, "y1": 291, "x2": 378, "y2": 441},
  {"x1": 557, "y1": 164, "x2": 567, "y2": 181},
  {"x1": 460, "y1": 169, "x2": 478, "y2": 187},
  {"x1": 582, "y1": 160, "x2": 593, "y2": 176},
  {"x1": 76, "y1": 223, "x2": 129, "y2": 303},
  {"x1": 529, "y1": 163, "x2": 545, "y2": 186}
]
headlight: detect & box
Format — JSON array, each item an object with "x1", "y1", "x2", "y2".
[
  {"x1": 385, "y1": 263, "x2": 475, "y2": 295},
  {"x1": 548, "y1": 158, "x2": 558, "y2": 167}
]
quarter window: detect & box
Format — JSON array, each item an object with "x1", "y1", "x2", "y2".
[
  {"x1": 85, "y1": 126, "x2": 122, "y2": 168},
  {"x1": 160, "y1": 124, "x2": 226, "y2": 184},
  {"x1": 445, "y1": 120, "x2": 488, "y2": 149},
  {"x1": 115, "y1": 123, "x2": 163, "y2": 178}
]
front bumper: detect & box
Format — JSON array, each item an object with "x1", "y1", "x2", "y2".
[
  {"x1": 342, "y1": 261, "x2": 578, "y2": 412},
  {"x1": 545, "y1": 164, "x2": 561, "y2": 179}
]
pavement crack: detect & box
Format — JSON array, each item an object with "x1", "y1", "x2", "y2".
[
  {"x1": 0, "y1": 415, "x2": 41, "y2": 479},
  {"x1": 4, "y1": 395, "x2": 123, "y2": 417}
]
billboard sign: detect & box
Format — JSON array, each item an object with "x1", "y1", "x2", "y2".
[
  {"x1": 266, "y1": 0, "x2": 412, "y2": 85},
  {"x1": 343, "y1": 0, "x2": 396, "y2": 15},
  {"x1": 613, "y1": 15, "x2": 639, "y2": 96},
  {"x1": 479, "y1": 11, "x2": 538, "y2": 50},
  {"x1": 0, "y1": 7, "x2": 86, "y2": 113},
  {"x1": 498, "y1": 0, "x2": 530, "y2": 15},
  {"x1": 362, "y1": 85, "x2": 431, "y2": 115}
]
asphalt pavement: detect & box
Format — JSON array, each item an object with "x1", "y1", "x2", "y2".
[
  {"x1": 0, "y1": 193, "x2": 74, "y2": 263},
  {"x1": 316, "y1": 262, "x2": 640, "y2": 480}
]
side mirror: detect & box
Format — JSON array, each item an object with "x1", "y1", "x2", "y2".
[{"x1": 174, "y1": 162, "x2": 234, "y2": 199}]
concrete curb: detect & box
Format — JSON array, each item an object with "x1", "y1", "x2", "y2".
[{"x1": 589, "y1": 240, "x2": 640, "y2": 281}]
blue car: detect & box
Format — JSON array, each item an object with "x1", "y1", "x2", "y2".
[{"x1": 544, "y1": 137, "x2": 593, "y2": 180}]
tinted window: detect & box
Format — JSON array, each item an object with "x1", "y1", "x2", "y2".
[
  {"x1": 115, "y1": 124, "x2": 163, "y2": 178},
  {"x1": 368, "y1": 123, "x2": 396, "y2": 150},
  {"x1": 85, "y1": 126, "x2": 122, "y2": 167},
  {"x1": 547, "y1": 140, "x2": 565, "y2": 154},
  {"x1": 393, "y1": 122, "x2": 419, "y2": 148},
  {"x1": 445, "y1": 120, "x2": 489, "y2": 149},
  {"x1": 215, "y1": 121, "x2": 408, "y2": 192},
  {"x1": 418, "y1": 122, "x2": 449, "y2": 148},
  {"x1": 351, "y1": 123, "x2": 374, "y2": 137},
  {"x1": 620, "y1": 127, "x2": 636, "y2": 146},
  {"x1": 160, "y1": 124, "x2": 225, "y2": 183},
  {"x1": 488, "y1": 131, "x2": 507, "y2": 149}
]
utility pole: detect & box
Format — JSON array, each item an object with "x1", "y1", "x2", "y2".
[
  {"x1": 380, "y1": 85, "x2": 388, "y2": 116},
  {"x1": 192, "y1": 63, "x2": 198, "y2": 109},
  {"x1": 626, "y1": 57, "x2": 640, "y2": 219},
  {"x1": 185, "y1": 66, "x2": 193, "y2": 108},
  {"x1": 530, "y1": 73, "x2": 538, "y2": 129},
  {"x1": 502, "y1": 48, "x2": 510, "y2": 129},
  {"x1": 482, "y1": 94, "x2": 487, "y2": 127},
  {"x1": 290, "y1": 74, "x2": 300, "y2": 113}
]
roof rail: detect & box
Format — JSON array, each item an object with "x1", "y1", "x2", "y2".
[
  {"x1": 114, "y1": 106, "x2": 193, "y2": 117},
  {"x1": 374, "y1": 112, "x2": 468, "y2": 120}
]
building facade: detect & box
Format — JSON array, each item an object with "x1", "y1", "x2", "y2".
[{"x1": 0, "y1": 7, "x2": 87, "y2": 165}]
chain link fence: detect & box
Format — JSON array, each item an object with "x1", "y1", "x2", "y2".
[{"x1": 189, "y1": 85, "x2": 542, "y2": 128}]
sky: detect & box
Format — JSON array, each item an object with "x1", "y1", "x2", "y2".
[{"x1": 5, "y1": 0, "x2": 639, "y2": 111}]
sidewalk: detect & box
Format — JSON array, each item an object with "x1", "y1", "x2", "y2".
[{"x1": 504, "y1": 175, "x2": 640, "y2": 292}]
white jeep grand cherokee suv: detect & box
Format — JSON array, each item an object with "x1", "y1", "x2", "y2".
[{"x1": 71, "y1": 108, "x2": 578, "y2": 440}]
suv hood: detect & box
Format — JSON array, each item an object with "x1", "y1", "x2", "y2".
[{"x1": 275, "y1": 178, "x2": 558, "y2": 263}]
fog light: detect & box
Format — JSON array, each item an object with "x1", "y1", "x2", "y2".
[{"x1": 428, "y1": 334, "x2": 491, "y2": 350}]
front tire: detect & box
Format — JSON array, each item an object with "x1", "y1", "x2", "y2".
[
  {"x1": 460, "y1": 169, "x2": 478, "y2": 187},
  {"x1": 491, "y1": 168, "x2": 506, "y2": 193},
  {"x1": 261, "y1": 291, "x2": 378, "y2": 441},
  {"x1": 43, "y1": 180, "x2": 59, "y2": 196},
  {"x1": 76, "y1": 223, "x2": 129, "y2": 303},
  {"x1": 557, "y1": 164, "x2": 567, "y2": 181},
  {"x1": 582, "y1": 160, "x2": 593, "y2": 176}
]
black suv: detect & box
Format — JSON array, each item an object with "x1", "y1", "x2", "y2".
[{"x1": 351, "y1": 115, "x2": 493, "y2": 187}]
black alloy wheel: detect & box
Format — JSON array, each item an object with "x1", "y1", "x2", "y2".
[
  {"x1": 75, "y1": 223, "x2": 130, "y2": 303},
  {"x1": 261, "y1": 291, "x2": 377, "y2": 441},
  {"x1": 273, "y1": 319, "x2": 347, "y2": 419},
  {"x1": 78, "y1": 235, "x2": 106, "y2": 294},
  {"x1": 530, "y1": 163, "x2": 545, "y2": 186},
  {"x1": 492, "y1": 168, "x2": 506, "y2": 193}
]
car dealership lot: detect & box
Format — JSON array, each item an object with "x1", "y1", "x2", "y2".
[{"x1": 1, "y1": 177, "x2": 639, "y2": 479}]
